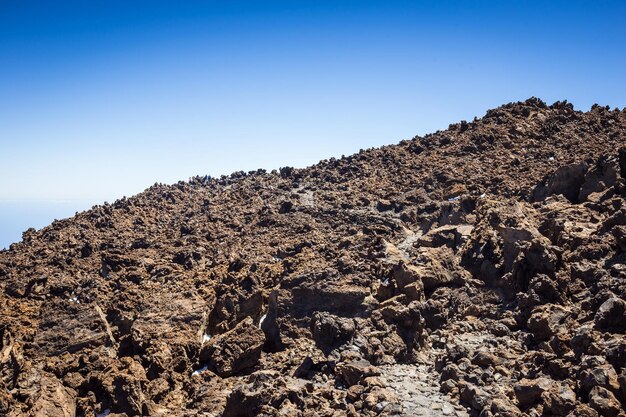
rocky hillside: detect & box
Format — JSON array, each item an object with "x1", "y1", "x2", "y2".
[{"x1": 2, "y1": 98, "x2": 626, "y2": 417}]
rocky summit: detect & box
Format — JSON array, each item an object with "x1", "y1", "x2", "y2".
[{"x1": 2, "y1": 98, "x2": 626, "y2": 417}]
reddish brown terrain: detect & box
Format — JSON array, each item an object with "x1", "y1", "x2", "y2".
[{"x1": 2, "y1": 98, "x2": 626, "y2": 416}]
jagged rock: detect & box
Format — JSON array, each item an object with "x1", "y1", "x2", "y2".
[
  {"x1": 527, "y1": 304, "x2": 571, "y2": 341},
  {"x1": 27, "y1": 373, "x2": 77, "y2": 417},
  {"x1": 361, "y1": 386, "x2": 398, "y2": 413},
  {"x1": 612, "y1": 225, "x2": 626, "y2": 252},
  {"x1": 579, "y1": 157, "x2": 618, "y2": 201},
  {"x1": 346, "y1": 384, "x2": 365, "y2": 401},
  {"x1": 401, "y1": 281, "x2": 424, "y2": 301},
  {"x1": 579, "y1": 361, "x2": 621, "y2": 395},
  {"x1": 514, "y1": 378, "x2": 577, "y2": 416},
  {"x1": 514, "y1": 377, "x2": 553, "y2": 408},
  {"x1": 422, "y1": 298, "x2": 449, "y2": 330},
  {"x1": 411, "y1": 246, "x2": 469, "y2": 292},
  {"x1": 461, "y1": 200, "x2": 558, "y2": 297},
  {"x1": 471, "y1": 349, "x2": 502, "y2": 367},
  {"x1": 588, "y1": 386, "x2": 622, "y2": 417},
  {"x1": 222, "y1": 371, "x2": 313, "y2": 417},
  {"x1": 417, "y1": 224, "x2": 473, "y2": 250},
  {"x1": 200, "y1": 317, "x2": 265, "y2": 377},
  {"x1": 542, "y1": 381, "x2": 576, "y2": 416},
  {"x1": 262, "y1": 271, "x2": 368, "y2": 351},
  {"x1": 489, "y1": 398, "x2": 523, "y2": 417},
  {"x1": 459, "y1": 382, "x2": 490, "y2": 411},
  {"x1": 91, "y1": 357, "x2": 148, "y2": 415},
  {"x1": 532, "y1": 163, "x2": 588, "y2": 203},
  {"x1": 570, "y1": 325, "x2": 599, "y2": 356},
  {"x1": 377, "y1": 299, "x2": 425, "y2": 338},
  {"x1": 595, "y1": 297, "x2": 626, "y2": 332},
  {"x1": 311, "y1": 312, "x2": 355, "y2": 352},
  {"x1": 2, "y1": 101, "x2": 626, "y2": 415},
  {"x1": 567, "y1": 404, "x2": 600, "y2": 417},
  {"x1": 391, "y1": 261, "x2": 421, "y2": 289},
  {"x1": 337, "y1": 360, "x2": 380, "y2": 386}
]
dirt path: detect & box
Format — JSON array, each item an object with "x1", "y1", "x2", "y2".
[
  {"x1": 382, "y1": 363, "x2": 469, "y2": 416},
  {"x1": 381, "y1": 330, "x2": 495, "y2": 416}
]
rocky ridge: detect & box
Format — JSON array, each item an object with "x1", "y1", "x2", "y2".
[{"x1": 1, "y1": 98, "x2": 626, "y2": 416}]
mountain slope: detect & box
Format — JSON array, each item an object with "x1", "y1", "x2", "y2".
[{"x1": 1, "y1": 98, "x2": 626, "y2": 416}]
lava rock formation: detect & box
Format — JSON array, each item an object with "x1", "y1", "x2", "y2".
[{"x1": 2, "y1": 98, "x2": 626, "y2": 416}]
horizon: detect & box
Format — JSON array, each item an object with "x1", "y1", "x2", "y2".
[
  {"x1": 0, "y1": 97, "x2": 618, "y2": 250},
  {"x1": 2, "y1": 0, "x2": 626, "y2": 248}
]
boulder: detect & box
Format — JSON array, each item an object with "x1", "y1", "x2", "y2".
[
  {"x1": 390, "y1": 261, "x2": 426, "y2": 300},
  {"x1": 595, "y1": 297, "x2": 626, "y2": 332},
  {"x1": 489, "y1": 398, "x2": 523, "y2": 417},
  {"x1": 311, "y1": 312, "x2": 355, "y2": 352},
  {"x1": 411, "y1": 246, "x2": 469, "y2": 292},
  {"x1": 542, "y1": 381, "x2": 576, "y2": 416},
  {"x1": 578, "y1": 157, "x2": 618, "y2": 201},
  {"x1": 422, "y1": 298, "x2": 449, "y2": 330},
  {"x1": 579, "y1": 363, "x2": 621, "y2": 395},
  {"x1": 378, "y1": 299, "x2": 424, "y2": 331},
  {"x1": 459, "y1": 382, "x2": 490, "y2": 411},
  {"x1": 588, "y1": 386, "x2": 622, "y2": 417},
  {"x1": 514, "y1": 377, "x2": 552, "y2": 408},
  {"x1": 532, "y1": 163, "x2": 588, "y2": 203},
  {"x1": 570, "y1": 325, "x2": 598, "y2": 356},
  {"x1": 391, "y1": 262, "x2": 421, "y2": 289},
  {"x1": 417, "y1": 224, "x2": 473, "y2": 250},
  {"x1": 527, "y1": 304, "x2": 570, "y2": 342},
  {"x1": 566, "y1": 404, "x2": 600, "y2": 417},
  {"x1": 200, "y1": 317, "x2": 265, "y2": 377},
  {"x1": 513, "y1": 377, "x2": 576, "y2": 415},
  {"x1": 93, "y1": 357, "x2": 148, "y2": 415},
  {"x1": 612, "y1": 225, "x2": 626, "y2": 252},
  {"x1": 337, "y1": 359, "x2": 380, "y2": 386},
  {"x1": 471, "y1": 349, "x2": 502, "y2": 367},
  {"x1": 461, "y1": 199, "x2": 557, "y2": 296},
  {"x1": 28, "y1": 373, "x2": 77, "y2": 417},
  {"x1": 222, "y1": 371, "x2": 309, "y2": 417}
]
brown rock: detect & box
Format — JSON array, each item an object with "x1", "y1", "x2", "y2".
[
  {"x1": 346, "y1": 384, "x2": 365, "y2": 402},
  {"x1": 490, "y1": 398, "x2": 522, "y2": 417},
  {"x1": 611, "y1": 225, "x2": 626, "y2": 252},
  {"x1": 542, "y1": 381, "x2": 576, "y2": 416},
  {"x1": 471, "y1": 349, "x2": 502, "y2": 367},
  {"x1": 3, "y1": 101, "x2": 626, "y2": 416},
  {"x1": 417, "y1": 224, "x2": 473, "y2": 250},
  {"x1": 514, "y1": 377, "x2": 552, "y2": 408},
  {"x1": 200, "y1": 317, "x2": 265, "y2": 377},
  {"x1": 337, "y1": 360, "x2": 380, "y2": 386},
  {"x1": 566, "y1": 404, "x2": 600, "y2": 417},
  {"x1": 28, "y1": 373, "x2": 77, "y2": 417},
  {"x1": 459, "y1": 381, "x2": 490, "y2": 411},
  {"x1": 527, "y1": 304, "x2": 570, "y2": 341},
  {"x1": 588, "y1": 386, "x2": 622, "y2": 417},
  {"x1": 412, "y1": 246, "x2": 469, "y2": 291},
  {"x1": 579, "y1": 362, "x2": 621, "y2": 396}
]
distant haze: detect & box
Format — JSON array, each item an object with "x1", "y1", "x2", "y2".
[
  {"x1": 1, "y1": 0, "x2": 625, "y2": 248},
  {"x1": 0, "y1": 200, "x2": 100, "y2": 249}
]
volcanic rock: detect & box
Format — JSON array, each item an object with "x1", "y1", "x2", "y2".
[
  {"x1": 2, "y1": 99, "x2": 626, "y2": 416},
  {"x1": 200, "y1": 317, "x2": 265, "y2": 377}
]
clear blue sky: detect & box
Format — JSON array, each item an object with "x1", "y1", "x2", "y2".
[{"x1": 1, "y1": 0, "x2": 625, "y2": 203}]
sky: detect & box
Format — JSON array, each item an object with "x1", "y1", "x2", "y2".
[{"x1": 1, "y1": 0, "x2": 626, "y2": 247}]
